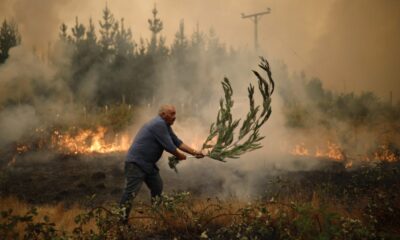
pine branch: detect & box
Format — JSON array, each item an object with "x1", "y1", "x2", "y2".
[{"x1": 169, "y1": 57, "x2": 275, "y2": 172}]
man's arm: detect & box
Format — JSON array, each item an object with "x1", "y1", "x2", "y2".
[
  {"x1": 171, "y1": 149, "x2": 187, "y2": 160},
  {"x1": 178, "y1": 143, "x2": 204, "y2": 158},
  {"x1": 150, "y1": 122, "x2": 187, "y2": 160}
]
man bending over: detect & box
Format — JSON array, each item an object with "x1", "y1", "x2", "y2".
[{"x1": 120, "y1": 104, "x2": 204, "y2": 223}]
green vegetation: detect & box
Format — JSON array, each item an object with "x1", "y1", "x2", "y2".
[
  {"x1": 169, "y1": 57, "x2": 275, "y2": 171},
  {"x1": 0, "y1": 18, "x2": 21, "y2": 64}
]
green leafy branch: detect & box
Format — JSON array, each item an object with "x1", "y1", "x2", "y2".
[{"x1": 169, "y1": 56, "x2": 275, "y2": 172}]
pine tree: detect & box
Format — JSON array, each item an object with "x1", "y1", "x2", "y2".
[
  {"x1": 137, "y1": 37, "x2": 146, "y2": 56},
  {"x1": 171, "y1": 19, "x2": 188, "y2": 58},
  {"x1": 147, "y1": 5, "x2": 163, "y2": 54},
  {"x1": 99, "y1": 4, "x2": 118, "y2": 58},
  {"x1": 207, "y1": 27, "x2": 226, "y2": 63},
  {"x1": 115, "y1": 18, "x2": 134, "y2": 59},
  {"x1": 191, "y1": 22, "x2": 205, "y2": 53},
  {"x1": 84, "y1": 17, "x2": 99, "y2": 57},
  {"x1": 59, "y1": 23, "x2": 69, "y2": 42},
  {"x1": 157, "y1": 35, "x2": 169, "y2": 56},
  {"x1": 86, "y1": 18, "x2": 97, "y2": 44},
  {"x1": 71, "y1": 17, "x2": 86, "y2": 44},
  {"x1": 0, "y1": 19, "x2": 21, "y2": 63}
]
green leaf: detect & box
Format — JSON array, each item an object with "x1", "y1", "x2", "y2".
[{"x1": 169, "y1": 57, "x2": 275, "y2": 172}]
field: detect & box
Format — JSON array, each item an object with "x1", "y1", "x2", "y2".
[{"x1": 1, "y1": 149, "x2": 399, "y2": 239}]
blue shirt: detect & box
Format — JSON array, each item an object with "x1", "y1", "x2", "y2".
[{"x1": 126, "y1": 116, "x2": 183, "y2": 173}]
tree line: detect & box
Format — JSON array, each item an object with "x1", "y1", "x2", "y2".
[
  {"x1": 1, "y1": 5, "x2": 234, "y2": 108},
  {"x1": 1, "y1": 5, "x2": 398, "y2": 130}
]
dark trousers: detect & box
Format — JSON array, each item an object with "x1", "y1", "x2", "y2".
[{"x1": 119, "y1": 162, "x2": 163, "y2": 221}]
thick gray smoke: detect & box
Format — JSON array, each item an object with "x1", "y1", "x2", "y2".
[
  {"x1": 0, "y1": 105, "x2": 39, "y2": 146},
  {"x1": 0, "y1": 45, "x2": 66, "y2": 145}
]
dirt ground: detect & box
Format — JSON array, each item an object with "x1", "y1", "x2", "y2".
[{"x1": 0, "y1": 150, "x2": 351, "y2": 206}]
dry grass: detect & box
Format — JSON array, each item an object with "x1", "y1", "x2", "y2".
[
  {"x1": 0, "y1": 195, "x2": 356, "y2": 229},
  {"x1": 0, "y1": 193, "x2": 389, "y2": 239},
  {"x1": 0, "y1": 197, "x2": 97, "y2": 233}
]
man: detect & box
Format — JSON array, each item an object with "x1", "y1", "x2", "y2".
[{"x1": 120, "y1": 104, "x2": 204, "y2": 222}]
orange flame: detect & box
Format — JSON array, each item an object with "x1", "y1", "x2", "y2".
[
  {"x1": 51, "y1": 127, "x2": 130, "y2": 155},
  {"x1": 291, "y1": 142, "x2": 344, "y2": 161},
  {"x1": 291, "y1": 143, "x2": 309, "y2": 156},
  {"x1": 373, "y1": 145, "x2": 397, "y2": 162},
  {"x1": 290, "y1": 141, "x2": 398, "y2": 168}
]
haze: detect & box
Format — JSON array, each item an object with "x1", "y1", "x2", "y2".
[{"x1": 1, "y1": 0, "x2": 399, "y2": 101}]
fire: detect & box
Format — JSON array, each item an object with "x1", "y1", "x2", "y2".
[
  {"x1": 290, "y1": 141, "x2": 399, "y2": 168},
  {"x1": 373, "y1": 145, "x2": 397, "y2": 162},
  {"x1": 326, "y1": 142, "x2": 345, "y2": 161},
  {"x1": 291, "y1": 142, "x2": 344, "y2": 161},
  {"x1": 291, "y1": 143, "x2": 309, "y2": 156},
  {"x1": 51, "y1": 127, "x2": 131, "y2": 155},
  {"x1": 16, "y1": 145, "x2": 29, "y2": 153}
]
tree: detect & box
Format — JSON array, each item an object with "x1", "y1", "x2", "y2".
[
  {"x1": 171, "y1": 19, "x2": 188, "y2": 58},
  {"x1": 59, "y1": 23, "x2": 69, "y2": 42},
  {"x1": 86, "y1": 18, "x2": 97, "y2": 44},
  {"x1": 114, "y1": 18, "x2": 134, "y2": 59},
  {"x1": 207, "y1": 27, "x2": 226, "y2": 61},
  {"x1": 82, "y1": 17, "x2": 100, "y2": 60},
  {"x1": 190, "y1": 22, "x2": 205, "y2": 53},
  {"x1": 137, "y1": 37, "x2": 146, "y2": 56},
  {"x1": 0, "y1": 19, "x2": 21, "y2": 64},
  {"x1": 147, "y1": 5, "x2": 163, "y2": 54},
  {"x1": 71, "y1": 17, "x2": 86, "y2": 44},
  {"x1": 99, "y1": 4, "x2": 118, "y2": 59}
]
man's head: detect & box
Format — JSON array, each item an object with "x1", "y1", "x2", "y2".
[{"x1": 158, "y1": 104, "x2": 176, "y2": 125}]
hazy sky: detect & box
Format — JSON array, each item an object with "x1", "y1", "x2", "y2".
[{"x1": 1, "y1": 0, "x2": 399, "y2": 101}]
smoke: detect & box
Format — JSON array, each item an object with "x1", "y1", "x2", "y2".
[
  {"x1": 308, "y1": 0, "x2": 400, "y2": 100},
  {"x1": 0, "y1": 42, "x2": 104, "y2": 148},
  {"x1": 0, "y1": 105, "x2": 39, "y2": 146},
  {"x1": 2, "y1": 0, "x2": 398, "y2": 99},
  {"x1": 0, "y1": 0, "x2": 399, "y2": 201},
  {"x1": 0, "y1": 0, "x2": 90, "y2": 52}
]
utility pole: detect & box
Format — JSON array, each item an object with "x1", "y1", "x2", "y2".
[{"x1": 241, "y1": 8, "x2": 271, "y2": 51}]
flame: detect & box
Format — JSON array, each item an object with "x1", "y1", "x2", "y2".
[
  {"x1": 9, "y1": 125, "x2": 399, "y2": 168},
  {"x1": 290, "y1": 141, "x2": 398, "y2": 168},
  {"x1": 291, "y1": 142, "x2": 344, "y2": 161},
  {"x1": 291, "y1": 143, "x2": 309, "y2": 156},
  {"x1": 50, "y1": 127, "x2": 131, "y2": 155},
  {"x1": 16, "y1": 145, "x2": 29, "y2": 153},
  {"x1": 373, "y1": 145, "x2": 397, "y2": 162},
  {"x1": 326, "y1": 142, "x2": 345, "y2": 161}
]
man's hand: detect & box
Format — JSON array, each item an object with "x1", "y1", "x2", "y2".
[
  {"x1": 177, "y1": 151, "x2": 187, "y2": 160},
  {"x1": 179, "y1": 143, "x2": 204, "y2": 158},
  {"x1": 193, "y1": 150, "x2": 205, "y2": 159}
]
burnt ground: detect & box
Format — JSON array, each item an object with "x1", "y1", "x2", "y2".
[
  {"x1": 0, "y1": 150, "x2": 399, "y2": 210},
  {"x1": 0, "y1": 152, "x2": 126, "y2": 205},
  {"x1": 0, "y1": 151, "x2": 232, "y2": 206}
]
